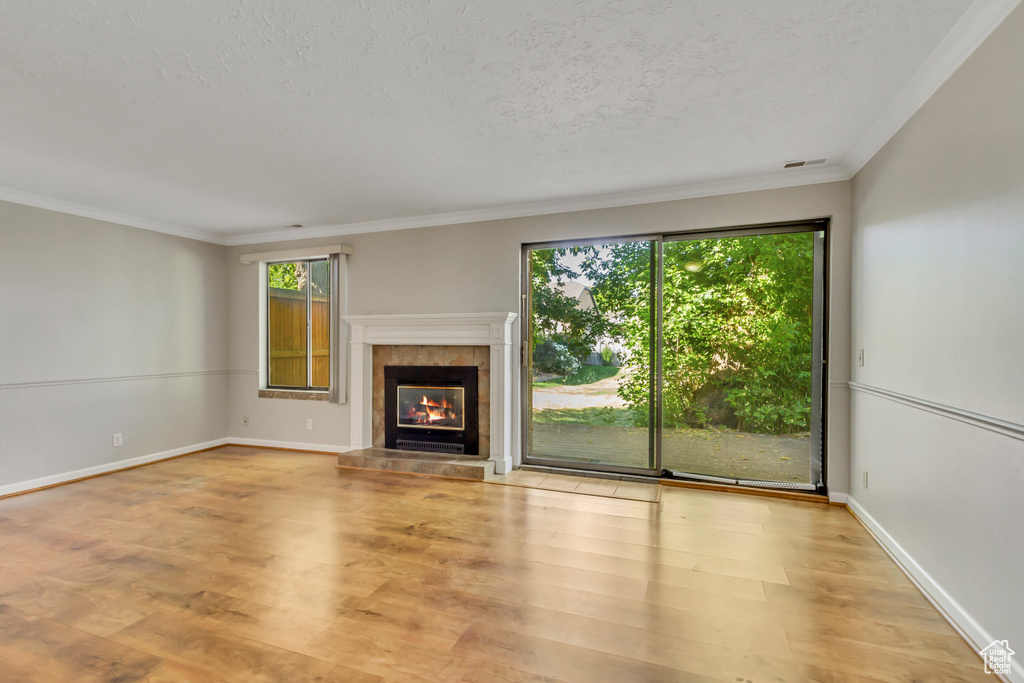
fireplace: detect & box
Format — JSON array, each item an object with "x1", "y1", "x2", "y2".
[
  {"x1": 346, "y1": 312, "x2": 516, "y2": 473},
  {"x1": 384, "y1": 365, "x2": 479, "y2": 455}
]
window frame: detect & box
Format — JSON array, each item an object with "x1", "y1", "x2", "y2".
[
  {"x1": 265, "y1": 257, "x2": 332, "y2": 392},
  {"x1": 519, "y1": 219, "x2": 829, "y2": 490}
]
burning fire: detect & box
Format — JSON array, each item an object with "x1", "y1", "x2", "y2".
[{"x1": 408, "y1": 395, "x2": 456, "y2": 423}]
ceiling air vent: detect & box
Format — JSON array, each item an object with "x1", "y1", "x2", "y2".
[{"x1": 784, "y1": 158, "x2": 827, "y2": 169}]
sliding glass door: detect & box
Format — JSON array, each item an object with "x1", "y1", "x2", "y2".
[
  {"x1": 523, "y1": 238, "x2": 657, "y2": 474},
  {"x1": 523, "y1": 222, "x2": 827, "y2": 489},
  {"x1": 660, "y1": 228, "x2": 824, "y2": 488}
]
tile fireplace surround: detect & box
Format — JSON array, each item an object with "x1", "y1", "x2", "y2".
[
  {"x1": 345, "y1": 313, "x2": 517, "y2": 474},
  {"x1": 373, "y1": 346, "x2": 489, "y2": 455}
]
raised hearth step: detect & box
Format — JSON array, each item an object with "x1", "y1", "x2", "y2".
[{"x1": 337, "y1": 448, "x2": 495, "y2": 481}]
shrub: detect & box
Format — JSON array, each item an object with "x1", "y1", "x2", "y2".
[
  {"x1": 588, "y1": 233, "x2": 815, "y2": 434},
  {"x1": 600, "y1": 347, "x2": 614, "y2": 366},
  {"x1": 534, "y1": 339, "x2": 581, "y2": 376}
]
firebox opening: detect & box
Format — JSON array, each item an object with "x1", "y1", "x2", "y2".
[
  {"x1": 383, "y1": 365, "x2": 479, "y2": 456},
  {"x1": 397, "y1": 386, "x2": 465, "y2": 431}
]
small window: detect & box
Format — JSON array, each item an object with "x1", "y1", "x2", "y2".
[{"x1": 267, "y1": 259, "x2": 331, "y2": 390}]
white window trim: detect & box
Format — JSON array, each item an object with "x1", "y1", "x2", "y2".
[
  {"x1": 247, "y1": 245, "x2": 351, "y2": 404},
  {"x1": 240, "y1": 244, "x2": 353, "y2": 265}
]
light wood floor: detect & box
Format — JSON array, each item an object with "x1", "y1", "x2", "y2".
[
  {"x1": 0, "y1": 446, "x2": 987, "y2": 682},
  {"x1": 490, "y1": 469, "x2": 662, "y2": 502}
]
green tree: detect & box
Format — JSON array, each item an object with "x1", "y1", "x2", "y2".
[
  {"x1": 268, "y1": 261, "x2": 330, "y2": 296},
  {"x1": 586, "y1": 234, "x2": 814, "y2": 434},
  {"x1": 577, "y1": 241, "x2": 655, "y2": 425},
  {"x1": 268, "y1": 262, "x2": 301, "y2": 291},
  {"x1": 530, "y1": 247, "x2": 609, "y2": 368}
]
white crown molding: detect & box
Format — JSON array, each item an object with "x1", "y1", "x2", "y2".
[
  {"x1": 0, "y1": 185, "x2": 226, "y2": 244},
  {"x1": 1, "y1": 166, "x2": 848, "y2": 249},
  {"x1": 223, "y1": 165, "x2": 851, "y2": 246},
  {"x1": 3, "y1": 1, "x2": 1017, "y2": 248},
  {"x1": 843, "y1": 0, "x2": 1024, "y2": 175}
]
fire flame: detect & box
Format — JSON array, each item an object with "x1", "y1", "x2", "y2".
[{"x1": 406, "y1": 395, "x2": 456, "y2": 423}]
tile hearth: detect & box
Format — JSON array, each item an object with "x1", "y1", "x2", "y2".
[
  {"x1": 346, "y1": 313, "x2": 517, "y2": 474},
  {"x1": 337, "y1": 447, "x2": 496, "y2": 481}
]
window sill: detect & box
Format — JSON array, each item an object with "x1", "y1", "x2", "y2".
[{"x1": 259, "y1": 389, "x2": 329, "y2": 402}]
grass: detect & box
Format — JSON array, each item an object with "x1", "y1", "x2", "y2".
[
  {"x1": 533, "y1": 365, "x2": 620, "y2": 387},
  {"x1": 532, "y1": 408, "x2": 812, "y2": 437},
  {"x1": 531, "y1": 406, "x2": 636, "y2": 427}
]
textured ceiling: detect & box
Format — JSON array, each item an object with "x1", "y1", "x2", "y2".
[{"x1": 0, "y1": 0, "x2": 1006, "y2": 243}]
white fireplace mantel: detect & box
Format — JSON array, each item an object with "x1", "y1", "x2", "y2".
[{"x1": 345, "y1": 312, "x2": 517, "y2": 473}]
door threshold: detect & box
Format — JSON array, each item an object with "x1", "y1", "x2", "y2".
[
  {"x1": 520, "y1": 464, "x2": 827, "y2": 503},
  {"x1": 519, "y1": 464, "x2": 656, "y2": 484},
  {"x1": 659, "y1": 476, "x2": 828, "y2": 503},
  {"x1": 666, "y1": 470, "x2": 818, "y2": 491}
]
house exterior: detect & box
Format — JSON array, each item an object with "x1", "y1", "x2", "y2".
[
  {"x1": 550, "y1": 280, "x2": 625, "y2": 366},
  {"x1": 553, "y1": 280, "x2": 597, "y2": 313}
]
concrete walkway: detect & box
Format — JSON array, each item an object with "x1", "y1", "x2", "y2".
[
  {"x1": 531, "y1": 370, "x2": 812, "y2": 482},
  {"x1": 531, "y1": 422, "x2": 811, "y2": 483}
]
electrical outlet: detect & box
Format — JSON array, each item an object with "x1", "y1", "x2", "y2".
[
  {"x1": 306, "y1": 418, "x2": 313, "y2": 430},
  {"x1": 112, "y1": 433, "x2": 123, "y2": 447},
  {"x1": 863, "y1": 470, "x2": 869, "y2": 489},
  {"x1": 858, "y1": 349, "x2": 864, "y2": 367},
  {"x1": 243, "y1": 416, "x2": 249, "y2": 427}
]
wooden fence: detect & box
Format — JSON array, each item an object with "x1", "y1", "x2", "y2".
[{"x1": 269, "y1": 288, "x2": 330, "y2": 387}]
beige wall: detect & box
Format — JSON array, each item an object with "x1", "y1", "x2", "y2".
[
  {"x1": 0, "y1": 149, "x2": 853, "y2": 496},
  {"x1": 850, "y1": 1, "x2": 1024, "y2": 663},
  {"x1": 2, "y1": 3, "x2": 1021, "y2": 664},
  {"x1": 0, "y1": 200, "x2": 228, "y2": 490},
  {"x1": 226, "y1": 180, "x2": 853, "y2": 491}
]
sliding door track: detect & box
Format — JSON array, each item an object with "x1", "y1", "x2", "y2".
[{"x1": 663, "y1": 469, "x2": 820, "y2": 492}]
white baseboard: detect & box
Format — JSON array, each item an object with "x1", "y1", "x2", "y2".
[
  {"x1": 0, "y1": 437, "x2": 356, "y2": 498},
  {"x1": 828, "y1": 492, "x2": 848, "y2": 504},
  {"x1": 0, "y1": 437, "x2": 230, "y2": 498},
  {"x1": 225, "y1": 436, "x2": 353, "y2": 453},
  {"x1": 847, "y1": 496, "x2": 1022, "y2": 683}
]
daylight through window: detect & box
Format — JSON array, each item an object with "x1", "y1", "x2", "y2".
[{"x1": 267, "y1": 259, "x2": 331, "y2": 389}]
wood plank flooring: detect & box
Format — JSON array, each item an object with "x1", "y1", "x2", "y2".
[
  {"x1": 0, "y1": 446, "x2": 987, "y2": 682},
  {"x1": 490, "y1": 469, "x2": 661, "y2": 502}
]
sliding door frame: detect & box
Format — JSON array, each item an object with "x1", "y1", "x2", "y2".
[
  {"x1": 660, "y1": 219, "x2": 829, "y2": 490},
  {"x1": 520, "y1": 234, "x2": 662, "y2": 477},
  {"x1": 521, "y1": 218, "x2": 830, "y2": 489}
]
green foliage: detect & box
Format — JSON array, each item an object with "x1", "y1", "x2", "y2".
[
  {"x1": 530, "y1": 248, "x2": 609, "y2": 363},
  {"x1": 600, "y1": 347, "x2": 614, "y2": 365},
  {"x1": 576, "y1": 241, "x2": 655, "y2": 428},
  {"x1": 268, "y1": 262, "x2": 301, "y2": 291},
  {"x1": 585, "y1": 233, "x2": 814, "y2": 434},
  {"x1": 268, "y1": 261, "x2": 330, "y2": 296},
  {"x1": 533, "y1": 365, "x2": 619, "y2": 387},
  {"x1": 531, "y1": 406, "x2": 631, "y2": 426},
  {"x1": 530, "y1": 235, "x2": 814, "y2": 434},
  {"x1": 533, "y1": 339, "x2": 581, "y2": 376}
]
